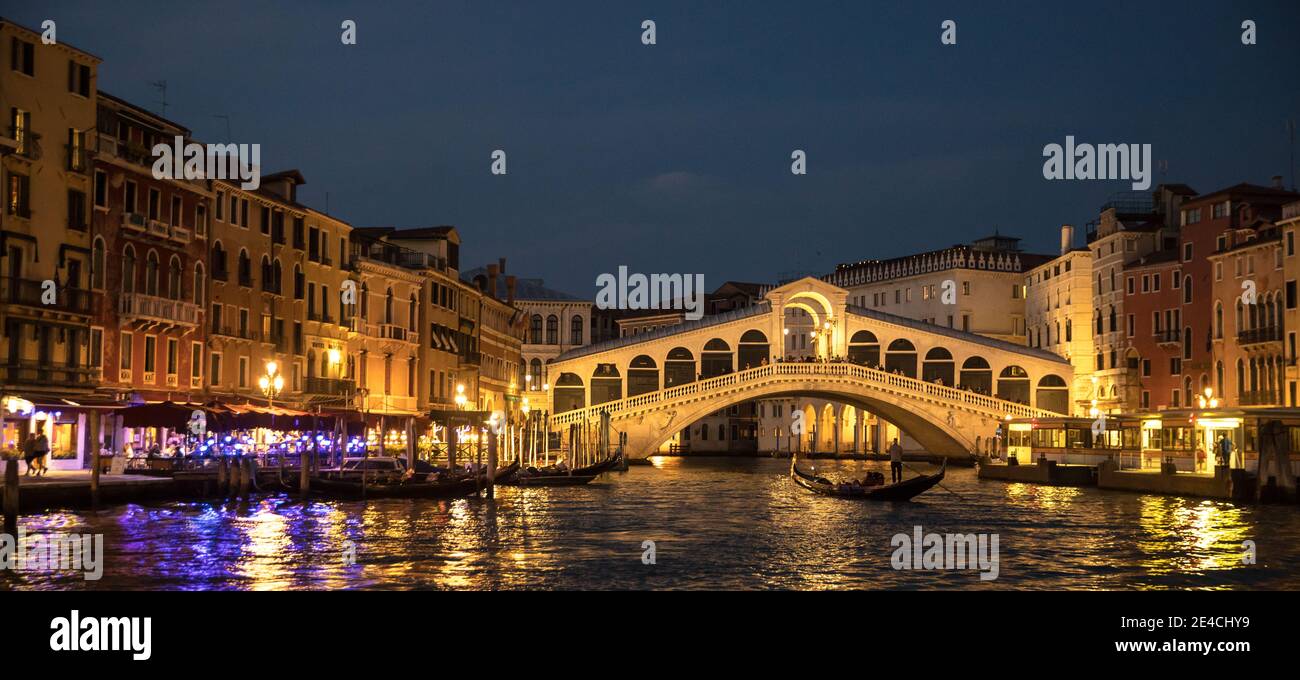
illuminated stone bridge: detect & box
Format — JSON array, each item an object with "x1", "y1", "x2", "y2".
[{"x1": 543, "y1": 278, "x2": 1072, "y2": 458}]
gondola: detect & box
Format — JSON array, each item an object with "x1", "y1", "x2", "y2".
[
  {"x1": 789, "y1": 454, "x2": 945, "y2": 501},
  {"x1": 307, "y1": 473, "x2": 481, "y2": 499},
  {"x1": 570, "y1": 449, "x2": 622, "y2": 476},
  {"x1": 504, "y1": 472, "x2": 599, "y2": 487}
]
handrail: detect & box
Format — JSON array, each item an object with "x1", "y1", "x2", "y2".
[{"x1": 549, "y1": 361, "x2": 1060, "y2": 427}]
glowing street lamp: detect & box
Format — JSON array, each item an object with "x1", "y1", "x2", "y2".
[
  {"x1": 454, "y1": 383, "x2": 467, "y2": 410},
  {"x1": 1198, "y1": 387, "x2": 1219, "y2": 409},
  {"x1": 258, "y1": 360, "x2": 285, "y2": 407}
]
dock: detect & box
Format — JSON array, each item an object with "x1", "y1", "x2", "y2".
[
  {"x1": 1, "y1": 467, "x2": 284, "y2": 513},
  {"x1": 977, "y1": 457, "x2": 1259, "y2": 501},
  {"x1": 977, "y1": 457, "x2": 1097, "y2": 486}
]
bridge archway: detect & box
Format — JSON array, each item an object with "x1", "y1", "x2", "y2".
[
  {"x1": 997, "y1": 364, "x2": 1030, "y2": 404},
  {"x1": 960, "y1": 356, "x2": 992, "y2": 393},
  {"x1": 553, "y1": 372, "x2": 585, "y2": 412},
  {"x1": 591, "y1": 363, "x2": 622, "y2": 405},
  {"x1": 1036, "y1": 374, "x2": 1069, "y2": 413},
  {"x1": 701, "y1": 338, "x2": 733, "y2": 378},
  {"x1": 885, "y1": 339, "x2": 918, "y2": 378},
  {"x1": 848, "y1": 330, "x2": 880, "y2": 367},
  {"x1": 664, "y1": 347, "x2": 695, "y2": 387},
  {"x1": 922, "y1": 347, "x2": 955, "y2": 385},
  {"x1": 737, "y1": 330, "x2": 770, "y2": 370},
  {"x1": 628, "y1": 355, "x2": 658, "y2": 396}
]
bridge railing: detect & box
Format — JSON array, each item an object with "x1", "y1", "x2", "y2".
[{"x1": 549, "y1": 360, "x2": 1058, "y2": 426}]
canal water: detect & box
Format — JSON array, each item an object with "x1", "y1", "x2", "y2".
[{"x1": 5, "y1": 457, "x2": 1300, "y2": 590}]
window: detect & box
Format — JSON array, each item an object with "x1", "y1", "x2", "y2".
[
  {"x1": 9, "y1": 108, "x2": 30, "y2": 156},
  {"x1": 216, "y1": 190, "x2": 225, "y2": 221},
  {"x1": 195, "y1": 204, "x2": 207, "y2": 237},
  {"x1": 238, "y1": 356, "x2": 249, "y2": 388},
  {"x1": 571, "y1": 315, "x2": 583, "y2": 345},
  {"x1": 90, "y1": 238, "x2": 106, "y2": 290},
  {"x1": 121, "y1": 332, "x2": 133, "y2": 371},
  {"x1": 67, "y1": 189, "x2": 87, "y2": 230},
  {"x1": 1289, "y1": 231, "x2": 1296, "y2": 257},
  {"x1": 191, "y1": 343, "x2": 202, "y2": 382},
  {"x1": 1126, "y1": 277, "x2": 1135, "y2": 294},
  {"x1": 144, "y1": 335, "x2": 157, "y2": 373},
  {"x1": 5, "y1": 170, "x2": 30, "y2": 217},
  {"x1": 93, "y1": 169, "x2": 107, "y2": 208},
  {"x1": 1183, "y1": 243, "x2": 1193, "y2": 262},
  {"x1": 210, "y1": 352, "x2": 222, "y2": 387},
  {"x1": 10, "y1": 37, "x2": 34, "y2": 76},
  {"x1": 166, "y1": 339, "x2": 178, "y2": 376},
  {"x1": 89, "y1": 328, "x2": 103, "y2": 368},
  {"x1": 67, "y1": 127, "x2": 87, "y2": 171}
]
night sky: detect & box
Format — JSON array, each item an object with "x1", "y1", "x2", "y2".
[{"x1": 13, "y1": 1, "x2": 1300, "y2": 295}]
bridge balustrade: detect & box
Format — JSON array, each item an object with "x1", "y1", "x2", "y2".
[{"x1": 548, "y1": 360, "x2": 1057, "y2": 427}]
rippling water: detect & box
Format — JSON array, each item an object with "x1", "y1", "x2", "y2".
[{"x1": 4, "y1": 457, "x2": 1299, "y2": 590}]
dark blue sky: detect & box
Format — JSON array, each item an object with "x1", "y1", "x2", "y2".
[{"x1": 15, "y1": 1, "x2": 1300, "y2": 295}]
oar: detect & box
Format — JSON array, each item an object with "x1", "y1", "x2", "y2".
[{"x1": 900, "y1": 458, "x2": 964, "y2": 500}]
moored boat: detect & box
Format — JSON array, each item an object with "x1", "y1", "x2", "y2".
[{"x1": 789, "y1": 455, "x2": 945, "y2": 501}]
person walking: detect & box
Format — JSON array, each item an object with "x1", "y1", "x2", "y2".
[
  {"x1": 1216, "y1": 433, "x2": 1234, "y2": 468},
  {"x1": 32, "y1": 430, "x2": 50, "y2": 476},
  {"x1": 21, "y1": 432, "x2": 38, "y2": 476},
  {"x1": 888, "y1": 438, "x2": 904, "y2": 484}
]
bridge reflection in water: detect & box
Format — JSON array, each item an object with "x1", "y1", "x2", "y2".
[{"x1": 9, "y1": 458, "x2": 1298, "y2": 590}]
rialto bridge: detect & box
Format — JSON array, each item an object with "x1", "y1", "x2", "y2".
[{"x1": 541, "y1": 278, "x2": 1073, "y2": 459}]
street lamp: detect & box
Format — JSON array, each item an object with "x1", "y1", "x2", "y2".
[
  {"x1": 1198, "y1": 387, "x2": 1219, "y2": 409},
  {"x1": 454, "y1": 383, "x2": 467, "y2": 410},
  {"x1": 258, "y1": 360, "x2": 284, "y2": 407}
]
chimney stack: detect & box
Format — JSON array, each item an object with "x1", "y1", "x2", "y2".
[
  {"x1": 1060, "y1": 224, "x2": 1075, "y2": 256},
  {"x1": 498, "y1": 257, "x2": 507, "y2": 275},
  {"x1": 505, "y1": 275, "x2": 517, "y2": 306},
  {"x1": 486, "y1": 263, "x2": 499, "y2": 300},
  {"x1": 1273, "y1": 175, "x2": 1285, "y2": 189}
]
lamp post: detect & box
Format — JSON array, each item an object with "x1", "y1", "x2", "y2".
[{"x1": 258, "y1": 360, "x2": 285, "y2": 474}]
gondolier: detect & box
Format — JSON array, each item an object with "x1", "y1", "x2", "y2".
[{"x1": 888, "y1": 438, "x2": 903, "y2": 484}]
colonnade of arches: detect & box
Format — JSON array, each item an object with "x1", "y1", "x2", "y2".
[{"x1": 551, "y1": 327, "x2": 1071, "y2": 414}]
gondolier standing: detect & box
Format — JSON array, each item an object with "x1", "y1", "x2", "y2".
[{"x1": 888, "y1": 438, "x2": 903, "y2": 484}]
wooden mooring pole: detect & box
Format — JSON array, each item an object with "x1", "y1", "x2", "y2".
[
  {"x1": 3, "y1": 456, "x2": 18, "y2": 537},
  {"x1": 486, "y1": 428, "x2": 497, "y2": 499},
  {"x1": 216, "y1": 456, "x2": 229, "y2": 496}
]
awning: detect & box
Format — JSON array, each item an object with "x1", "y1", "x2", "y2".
[{"x1": 119, "y1": 402, "x2": 214, "y2": 429}]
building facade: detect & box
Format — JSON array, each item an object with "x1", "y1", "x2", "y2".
[{"x1": 1024, "y1": 226, "x2": 1094, "y2": 414}]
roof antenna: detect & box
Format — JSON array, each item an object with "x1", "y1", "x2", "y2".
[
  {"x1": 1288, "y1": 119, "x2": 1296, "y2": 192},
  {"x1": 149, "y1": 80, "x2": 168, "y2": 117}
]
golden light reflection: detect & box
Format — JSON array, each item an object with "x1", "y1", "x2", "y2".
[{"x1": 1134, "y1": 496, "x2": 1251, "y2": 583}]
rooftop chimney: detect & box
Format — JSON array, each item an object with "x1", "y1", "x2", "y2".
[
  {"x1": 486, "y1": 263, "x2": 499, "y2": 301},
  {"x1": 1060, "y1": 224, "x2": 1075, "y2": 256},
  {"x1": 505, "y1": 275, "x2": 517, "y2": 306},
  {"x1": 1273, "y1": 175, "x2": 1285, "y2": 189},
  {"x1": 498, "y1": 257, "x2": 507, "y2": 275}
]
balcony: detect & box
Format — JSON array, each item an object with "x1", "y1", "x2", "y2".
[
  {"x1": 148, "y1": 219, "x2": 170, "y2": 238},
  {"x1": 458, "y1": 350, "x2": 481, "y2": 366},
  {"x1": 304, "y1": 377, "x2": 355, "y2": 397},
  {"x1": 1240, "y1": 390, "x2": 1283, "y2": 406},
  {"x1": 212, "y1": 267, "x2": 229, "y2": 282},
  {"x1": 1154, "y1": 329, "x2": 1181, "y2": 349},
  {"x1": 119, "y1": 293, "x2": 200, "y2": 327},
  {"x1": 212, "y1": 325, "x2": 260, "y2": 342},
  {"x1": 1238, "y1": 326, "x2": 1283, "y2": 347},
  {"x1": 1, "y1": 362, "x2": 95, "y2": 388},
  {"x1": 122, "y1": 212, "x2": 147, "y2": 232},
  {"x1": 0, "y1": 277, "x2": 94, "y2": 314},
  {"x1": 170, "y1": 224, "x2": 191, "y2": 244}
]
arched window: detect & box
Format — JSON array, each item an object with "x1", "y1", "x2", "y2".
[
  {"x1": 530, "y1": 315, "x2": 543, "y2": 344},
  {"x1": 546, "y1": 315, "x2": 558, "y2": 344},
  {"x1": 1183, "y1": 276, "x2": 1192, "y2": 304},
  {"x1": 294, "y1": 264, "x2": 304, "y2": 300},
  {"x1": 385, "y1": 287, "x2": 394, "y2": 324},
  {"x1": 237, "y1": 249, "x2": 251, "y2": 286},
  {"x1": 210, "y1": 240, "x2": 226, "y2": 279},
  {"x1": 1214, "y1": 301, "x2": 1223, "y2": 339},
  {"x1": 360, "y1": 283, "x2": 369, "y2": 321},
  {"x1": 193, "y1": 262, "x2": 205, "y2": 306},
  {"x1": 145, "y1": 251, "x2": 160, "y2": 296},
  {"x1": 570, "y1": 315, "x2": 583, "y2": 345},
  {"x1": 272, "y1": 258, "x2": 283, "y2": 293},
  {"x1": 1065, "y1": 319, "x2": 1072, "y2": 342},
  {"x1": 167, "y1": 255, "x2": 182, "y2": 300},
  {"x1": 122, "y1": 245, "x2": 136, "y2": 294},
  {"x1": 91, "y1": 237, "x2": 105, "y2": 290}
]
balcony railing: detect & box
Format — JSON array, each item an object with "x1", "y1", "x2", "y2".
[
  {"x1": 1, "y1": 362, "x2": 95, "y2": 388},
  {"x1": 122, "y1": 212, "x2": 147, "y2": 231},
  {"x1": 459, "y1": 350, "x2": 482, "y2": 366},
  {"x1": 0, "y1": 277, "x2": 94, "y2": 314},
  {"x1": 1240, "y1": 390, "x2": 1283, "y2": 406},
  {"x1": 304, "y1": 377, "x2": 355, "y2": 396},
  {"x1": 119, "y1": 293, "x2": 200, "y2": 326},
  {"x1": 1154, "y1": 329, "x2": 1181, "y2": 347},
  {"x1": 213, "y1": 325, "x2": 260, "y2": 342},
  {"x1": 1238, "y1": 326, "x2": 1283, "y2": 345}
]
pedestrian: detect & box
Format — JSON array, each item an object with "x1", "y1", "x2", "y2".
[
  {"x1": 1216, "y1": 433, "x2": 1233, "y2": 468},
  {"x1": 888, "y1": 438, "x2": 904, "y2": 483},
  {"x1": 32, "y1": 430, "x2": 50, "y2": 476},
  {"x1": 21, "y1": 432, "x2": 38, "y2": 476}
]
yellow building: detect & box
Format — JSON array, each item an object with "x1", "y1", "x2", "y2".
[{"x1": 0, "y1": 20, "x2": 103, "y2": 468}]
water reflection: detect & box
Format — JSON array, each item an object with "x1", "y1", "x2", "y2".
[{"x1": 3, "y1": 458, "x2": 1298, "y2": 590}]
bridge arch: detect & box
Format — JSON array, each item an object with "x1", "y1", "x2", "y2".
[
  {"x1": 737, "y1": 329, "x2": 770, "y2": 370},
  {"x1": 1036, "y1": 374, "x2": 1069, "y2": 413},
  {"x1": 848, "y1": 330, "x2": 880, "y2": 366},
  {"x1": 996, "y1": 364, "x2": 1030, "y2": 404},
  {"x1": 922, "y1": 347, "x2": 955, "y2": 385},
  {"x1": 628, "y1": 354, "x2": 659, "y2": 396},
  {"x1": 664, "y1": 347, "x2": 695, "y2": 387},
  {"x1": 553, "y1": 372, "x2": 585, "y2": 412},
  {"x1": 701, "y1": 338, "x2": 733, "y2": 378},
  {"x1": 959, "y1": 356, "x2": 992, "y2": 393},
  {"x1": 884, "y1": 339, "x2": 918, "y2": 377},
  {"x1": 591, "y1": 363, "x2": 622, "y2": 405}
]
